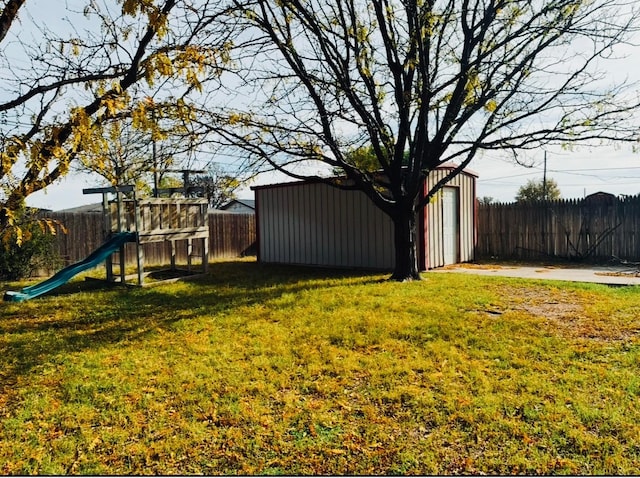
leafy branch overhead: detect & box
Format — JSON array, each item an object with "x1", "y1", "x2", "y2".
[{"x1": 0, "y1": 0, "x2": 232, "y2": 237}]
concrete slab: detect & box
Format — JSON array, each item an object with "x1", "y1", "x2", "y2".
[{"x1": 428, "y1": 264, "x2": 640, "y2": 286}]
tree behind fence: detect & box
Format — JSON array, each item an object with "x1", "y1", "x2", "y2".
[
  {"x1": 477, "y1": 195, "x2": 640, "y2": 262},
  {"x1": 39, "y1": 211, "x2": 256, "y2": 268}
]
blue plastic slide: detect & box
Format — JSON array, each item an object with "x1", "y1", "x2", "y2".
[{"x1": 3, "y1": 232, "x2": 136, "y2": 302}]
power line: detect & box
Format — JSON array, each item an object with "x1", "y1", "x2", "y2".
[
  {"x1": 550, "y1": 166, "x2": 640, "y2": 172},
  {"x1": 478, "y1": 171, "x2": 539, "y2": 181},
  {"x1": 480, "y1": 166, "x2": 640, "y2": 182}
]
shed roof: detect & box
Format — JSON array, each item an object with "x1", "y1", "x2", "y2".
[{"x1": 251, "y1": 162, "x2": 478, "y2": 191}]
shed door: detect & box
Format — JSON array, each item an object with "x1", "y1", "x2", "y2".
[{"x1": 442, "y1": 187, "x2": 459, "y2": 265}]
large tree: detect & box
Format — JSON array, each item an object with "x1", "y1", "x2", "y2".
[
  {"x1": 0, "y1": 0, "x2": 231, "y2": 236},
  {"x1": 203, "y1": 0, "x2": 640, "y2": 280},
  {"x1": 76, "y1": 120, "x2": 172, "y2": 190},
  {"x1": 75, "y1": 113, "x2": 203, "y2": 193}
]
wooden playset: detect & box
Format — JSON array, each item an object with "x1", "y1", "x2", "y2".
[{"x1": 84, "y1": 185, "x2": 209, "y2": 286}]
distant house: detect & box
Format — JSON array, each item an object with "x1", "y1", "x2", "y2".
[
  {"x1": 584, "y1": 191, "x2": 616, "y2": 205},
  {"x1": 220, "y1": 199, "x2": 255, "y2": 214},
  {"x1": 55, "y1": 203, "x2": 104, "y2": 214},
  {"x1": 252, "y1": 164, "x2": 478, "y2": 271}
]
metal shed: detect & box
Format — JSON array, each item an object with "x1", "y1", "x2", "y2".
[{"x1": 252, "y1": 165, "x2": 477, "y2": 271}]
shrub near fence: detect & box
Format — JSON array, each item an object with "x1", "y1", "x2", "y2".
[
  {"x1": 38, "y1": 211, "x2": 256, "y2": 271},
  {"x1": 478, "y1": 194, "x2": 640, "y2": 262}
]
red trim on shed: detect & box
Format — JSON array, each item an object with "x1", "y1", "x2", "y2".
[{"x1": 254, "y1": 191, "x2": 261, "y2": 263}]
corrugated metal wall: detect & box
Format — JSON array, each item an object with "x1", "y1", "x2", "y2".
[
  {"x1": 256, "y1": 182, "x2": 395, "y2": 269},
  {"x1": 424, "y1": 169, "x2": 476, "y2": 268},
  {"x1": 256, "y1": 170, "x2": 476, "y2": 271}
]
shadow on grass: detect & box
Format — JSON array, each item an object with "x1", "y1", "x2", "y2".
[{"x1": 0, "y1": 260, "x2": 384, "y2": 396}]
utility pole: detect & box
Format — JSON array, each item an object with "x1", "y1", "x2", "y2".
[
  {"x1": 541, "y1": 150, "x2": 548, "y2": 256},
  {"x1": 152, "y1": 108, "x2": 159, "y2": 198},
  {"x1": 542, "y1": 150, "x2": 547, "y2": 201}
]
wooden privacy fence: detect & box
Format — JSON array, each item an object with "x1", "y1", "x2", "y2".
[
  {"x1": 40, "y1": 211, "x2": 256, "y2": 267},
  {"x1": 477, "y1": 195, "x2": 640, "y2": 262}
]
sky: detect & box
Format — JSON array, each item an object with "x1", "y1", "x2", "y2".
[
  {"x1": 12, "y1": 1, "x2": 640, "y2": 211},
  {"x1": 25, "y1": 141, "x2": 640, "y2": 211}
]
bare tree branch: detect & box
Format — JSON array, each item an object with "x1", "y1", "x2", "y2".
[{"x1": 200, "y1": 0, "x2": 640, "y2": 279}]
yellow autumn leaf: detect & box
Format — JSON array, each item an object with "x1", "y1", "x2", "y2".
[{"x1": 485, "y1": 99, "x2": 498, "y2": 112}]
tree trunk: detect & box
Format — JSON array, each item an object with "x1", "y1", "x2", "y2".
[{"x1": 390, "y1": 207, "x2": 421, "y2": 281}]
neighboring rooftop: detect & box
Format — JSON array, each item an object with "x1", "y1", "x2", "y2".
[
  {"x1": 220, "y1": 199, "x2": 256, "y2": 213},
  {"x1": 56, "y1": 199, "x2": 258, "y2": 215},
  {"x1": 55, "y1": 203, "x2": 104, "y2": 214}
]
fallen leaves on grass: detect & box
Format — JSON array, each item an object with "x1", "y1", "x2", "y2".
[{"x1": 2, "y1": 261, "x2": 640, "y2": 474}]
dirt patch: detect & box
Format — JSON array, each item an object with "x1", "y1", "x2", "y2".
[
  {"x1": 504, "y1": 285, "x2": 582, "y2": 318},
  {"x1": 486, "y1": 286, "x2": 631, "y2": 342},
  {"x1": 146, "y1": 269, "x2": 196, "y2": 281},
  {"x1": 532, "y1": 266, "x2": 563, "y2": 273},
  {"x1": 596, "y1": 270, "x2": 640, "y2": 278}
]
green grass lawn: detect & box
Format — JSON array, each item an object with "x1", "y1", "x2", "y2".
[{"x1": 2, "y1": 259, "x2": 640, "y2": 474}]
